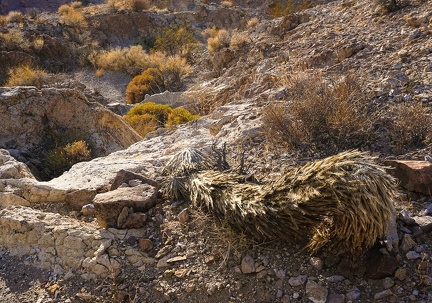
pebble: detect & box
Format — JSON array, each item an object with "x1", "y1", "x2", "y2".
[
  {"x1": 275, "y1": 269, "x2": 286, "y2": 279},
  {"x1": 310, "y1": 257, "x2": 323, "y2": 270},
  {"x1": 288, "y1": 275, "x2": 307, "y2": 287},
  {"x1": 138, "y1": 239, "x2": 153, "y2": 252},
  {"x1": 346, "y1": 287, "x2": 361, "y2": 300},
  {"x1": 400, "y1": 234, "x2": 416, "y2": 252},
  {"x1": 406, "y1": 251, "x2": 420, "y2": 260},
  {"x1": 374, "y1": 289, "x2": 393, "y2": 300},
  {"x1": 383, "y1": 277, "x2": 395, "y2": 289},
  {"x1": 394, "y1": 268, "x2": 407, "y2": 281},
  {"x1": 327, "y1": 275, "x2": 345, "y2": 283},
  {"x1": 305, "y1": 280, "x2": 328, "y2": 303},
  {"x1": 326, "y1": 293, "x2": 345, "y2": 303},
  {"x1": 241, "y1": 255, "x2": 255, "y2": 274}
]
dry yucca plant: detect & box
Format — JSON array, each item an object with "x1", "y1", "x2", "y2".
[{"x1": 161, "y1": 148, "x2": 399, "y2": 256}]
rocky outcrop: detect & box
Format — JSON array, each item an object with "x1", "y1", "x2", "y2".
[
  {"x1": 385, "y1": 160, "x2": 432, "y2": 195},
  {"x1": 0, "y1": 87, "x2": 142, "y2": 172},
  {"x1": 0, "y1": 0, "x2": 103, "y2": 14}
]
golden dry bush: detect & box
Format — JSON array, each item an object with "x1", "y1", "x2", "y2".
[
  {"x1": 125, "y1": 68, "x2": 164, "y2": 104},
  {"x1": 221, "y1": 0, "x2": 234, "y2": 7},
  {"x1": 205, "y1": 28, "x2": 230, "y2": 53},
  {"x1": 46, "y1": 140, "x2": 91, "y2": 178},
  {"x1": 59, "y1": 6, "x2": 87, "y2": 28},
  {"x1": 107, "y1": 0, "x2": 149, "y2": 11},
  {"x1": 246, "y1": 17, "x2": 259, "y2": 29},
  {"x1": 0, "y1": 29, "x2": 30, "y2": 50},
  {"x1": 390, "y1": 102, "x2": 432, "y2": 148},
  {"x1": 5, "y1": 65, "x2": 49, "y2": 88},
  {"x1": 229, "y1": 31, "x2": 249, "y2": 50},
  {"x1": 5, "y1": 11, "x2": 25, "y2": 23},
  {"x1": 262, "y1": 73, "x2": 373, "y2": 154},
  {"x1": 269, "y1": 0, "x2": 313, "y2": 17}
]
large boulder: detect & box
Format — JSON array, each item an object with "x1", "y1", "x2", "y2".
[
  {"x1": 0, "y1": 86, "x2": 142, "y2": 161},
  {"x1": 385, "y1": 160, "x2": 432, "y2": 195}
]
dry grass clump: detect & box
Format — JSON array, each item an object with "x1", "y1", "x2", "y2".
[
  {"x1": 0, "y1": 29, "x2": 30, "y2": 50},
  {"x1": 5, "y1": 11, "x2": 25, "y2": 23},
  {"x1": 58, "y1": 2, "x2": 87, "y2": 28},
  {"x1": 107, "y1": 0, "x2": 150, "y2": 11},
  {"x1": 89, "y1": 46, "x2": 191, "y2": 78},
  {"x1": 229, "y1": 31, "x2": 250, "y2": 50},
  {"x1": 161, "y1": 148, "x2": 399, "y2": 256},
  {"x1": 269, "y1": 0, "x2": 313, "y2": 17},
  {"x1": 375, "y1": 0, "x2": 410, "y2": 12},
  {"x1": 5, "y1": 65, "x2": 49, "y2": 88},
  {"x1": 204, "y1": 27, "x2": 230, "y2": 53},
  {"x1": 246, "y1": 17, "x2": 259, "y2": 29},
  {"x1": 221, "y1": 0, "x2": 234, "y2": 7},
  {"x1": 262, "y1": 72, "x2": 372, "y2": 154},
  {"x1": 390, "y1": 102, "x2": 432, "y2": 149}
]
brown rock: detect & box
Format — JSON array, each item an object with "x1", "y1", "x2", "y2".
[
  {"x1": 413, "y1": 216, "x2": 432, "y2": 234},
  {"x1": 400, "y1": 234, "x2": 416, "y2": 252},
  {"x1": 394, "y1": 267, "x2": 407, "y2": 281},
  {"x1": 110, "y1": 169, "x2": 159, "y2": 191},
  {"x1": 138, "y1": 239, "x2": 154, "y2": 252},
  {"x1": 241, "y1": 254, "x2": 255, "y2": 274},
  {"x1": 366, "y1": 254, "x2": 399, "y2": 279},
  {"x1": 93, "y1": 184, "x2": 157, "y2": 228},
  {"x1": 385, "y1": 160, "x2": 432, "y2": 195},
  {"x1": 122, "y1": 212, "x2": 147, "y2": 229},
  {"x1": 66, "y1": 189, "x2": 97, "y2": 211}
]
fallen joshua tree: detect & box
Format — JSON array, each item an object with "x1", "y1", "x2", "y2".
[{"x1": 160, "y1": 148, "x2": 400, "y2": 255}]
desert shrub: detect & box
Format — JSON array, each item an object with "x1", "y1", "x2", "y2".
[
  {"x1": 229, "y1": 31, "x2": 249, "y2": 50},
  {"x1": 375, "y1": 0, "x2": 409, "y2": 12},
  {"x1": 221, "y1": 0, "x2": 233, "y2": 7},
  {"x1": 70, "y1": 1, "x2": 83, "y2": 8},
  {"x1": 58, "y1": 3, "x2": 87, "y2": 28},
  {"x1": 126, "y1": 68, "x2": 164, "y2": 104},
  {"x1": 269, "y1": 0, "x2": 313, "y2": 17},
  {"x1": 390, "y1": 102, "x2": 432, "y2": 149},
  {"x1": 205, "y1": 28, "x2": 230, "y2": 53},
  {"x1": 46, "y1": 140, "x2": 91, "y2": 178},
  {"x1": 246, "y1": 17, "x2": 259, "y2": 29},
  {"x1": 166, "y1": 107, "x2": 199, "y2": 126},
  {"x1": 0, "y1": 29, "x2": 30, "y2": 50},
  {"x1": 107, "y1": 0, "x2": 149, "y2": 11},
  {"x1": 5, "y1": 11, "x2": 25, "y2": 23},
  {"x1": 124, "y1": 102, "x2": 198, "y2": 136},
  {"x1": 262, "y1": 73, "x2": 372, "y2": 154},
  {"x1": 151, "y1": 24, "x2": 198, "y2": 58},
  {"x1": 5, "y1": 65, "x2": 49, "y2": 88}
]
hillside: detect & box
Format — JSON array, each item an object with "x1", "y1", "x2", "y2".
[{"x1": 0, "y1": 0, "x2": 432, "y2": 302}]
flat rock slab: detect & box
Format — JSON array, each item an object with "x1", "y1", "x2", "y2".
[
  {"x1": 385, "y1": 160, "x2": 432, "y2": 195},
  {"x1": 93, "y1": 184, "x2": 158, "y2": 228}
]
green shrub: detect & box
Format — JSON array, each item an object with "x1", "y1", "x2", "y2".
[
  {"x1": 124, "y1": 102, "x2": 198, "y2": 136},
  {"x1": 46, "y1": 140, "x2": 91, "y2": 178},
  {"x1": 151, "y1": 24, "x2": 198, "y2": 58}
]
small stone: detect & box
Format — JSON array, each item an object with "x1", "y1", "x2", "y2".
[
  {"x1": 421, "y1": 203, "x2": 432, "y2": 216},
  {"x1": 326, "y1": 294, "x2": 345, "y2": 303},
  {"x1": 399, "y1": 209, "x2": 415, "y2": 225},
  {"x1": 138, "y1": 239, "x2": 153, "y2": 252},
  {"x1": 413, "y1": 216, "x2": 432, "y2": 234},
  {"x1": 81, "y1": 204, "x2": 95, "y2": 216},
  {"x1": 177, "y1": 208, "x2": 190, "y2": 224},
  {"x1": 374, "y1": 289, "x2": 393, "y2": 300},
  {"x1": 406, "y1": 251, "x2": 420, "y2": 260},
  {"x1": 256, "y1": 269, "x2": 267, "y2": 279},
  {"x1": 281, "y1": 294, "x2": 290, "y2": 303},
  {"x1": 310, "y1": 257, "x2": 323, "y2": 270},
  {"x1": 241, "y1": 254, "x2": 255, "y2": 274},
  {"x1": 383, "y1": 277, "x2": 395, "y2": 289},
  {"x1": 394, "y1": 267, "x2": 407, "y2": 281},
  {"x1": 327, "y1": 275, "x2": 345, "y2": 283},
  {"x1": 346, "y1": 287, "x2": 360, "y2": 300},
  {"x1": 255, "y1": 265, "x2": 266, "y2": 272},
  {"x1": 174, "y1": 268, "x2": 188, "y2": 278},
  {"x1": 276, "y1": 289, "x2": 283, "y2": 299},
  {"x1": 400, "y1": 234, "x2": 416, "y2": 252},
  {"x1": 288, "y1": 275, "x2": 307, "y2": 287},
  {"x1": 185, "y1": 283, "x2": 195, "y2": 293},
  {"x1": 305, "y1": 280, "x2": 328, "y2": 303},
  {"x1": 156, "y1": 257, "x2": 170, "y2": 268},
  {"x1": 167, "y1": 255, "x2": 187, "y2": 263},
  {"x1": 275, "y1": 269, "x2": 286, "y2": 279},
  {"x1": 293, "y1": 292, "x2": 300, "y2": 299}
]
